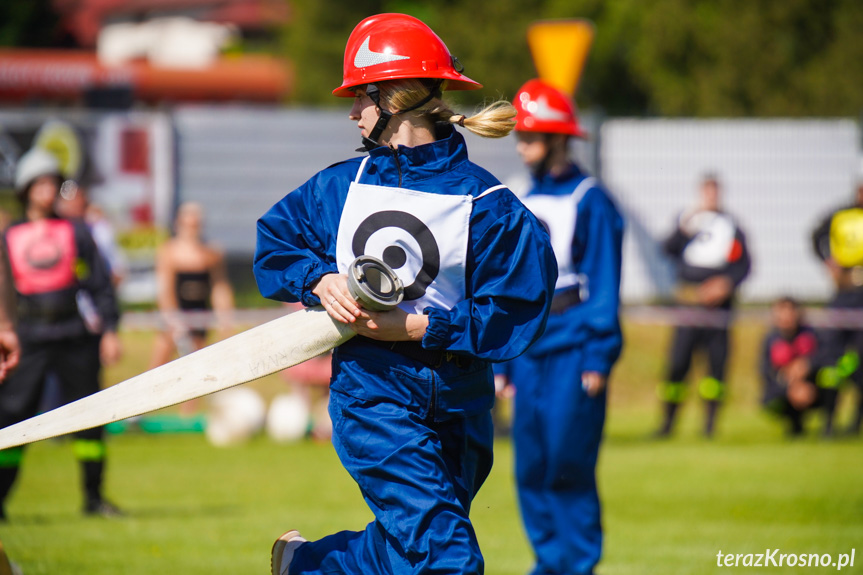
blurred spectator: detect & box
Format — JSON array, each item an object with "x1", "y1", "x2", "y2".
[
  {"x1": 760, "y1": 297, "x2": 826, "y2": 436},
  {"x1": 493, "y1": 79, "x2": 624, "y2": 575},
  {"x1": 150, "y1": 202, "x2": 234, "y2": 413},
  {"x1": 42, "y1": 185, "x2": 126, "y2": 415},
  {"x1": 656, "y1": 174, "x2": 751, "y2": 438},
  {"x1": 56, "y1": 185, "x2": 127, "y2": 287},
  {"x1": 810, "y1": 181, "x2": 863, "y2": 436},
  {"x1": 0, "y1": 148, "x2": 122, "y2": 518},
  {"x1": 0, "y1": 210, "x2": 12, "y2": 235},
  {"x1": 0, "y1": 246, "x2": 19, "y2": 383}
]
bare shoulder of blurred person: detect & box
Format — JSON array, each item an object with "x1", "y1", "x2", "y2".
[{"x1": 194, "y1": 237, "x2": 235, "y2": 334}]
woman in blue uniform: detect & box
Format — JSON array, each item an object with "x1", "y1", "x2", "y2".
[
  {"x1": 495, "y1": 79, "x2": 624, "y2": 575},
  {"x1": 254, "y1": 14, "x2": 557, "y2": 575}
]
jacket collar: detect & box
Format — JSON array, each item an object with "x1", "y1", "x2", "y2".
[
  {"x1": 532, "y1": 162, "x2": 584, "y2": 186},
  {"x1": 364, "y1": 125, "x2": 468, "y2": 187}
]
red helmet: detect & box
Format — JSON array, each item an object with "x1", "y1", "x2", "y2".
[
  {"x1": 513, "y1": 79, "x2": 587, "y2": 138},
  {"x1": 333, "y1": 13, "x2": 482, "y2": 97}
]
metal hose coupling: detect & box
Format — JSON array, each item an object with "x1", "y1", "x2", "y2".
[{"x1": 347, "y1": 255, "x2": 404, "y2": 311}]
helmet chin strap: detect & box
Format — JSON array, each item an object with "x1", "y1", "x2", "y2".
[
  {"x1": 356, "y1": 82, "x2": 441, "y2": 153},
  {"x1": 357, "y1": 83, "x2": 392, "y2": 152}
]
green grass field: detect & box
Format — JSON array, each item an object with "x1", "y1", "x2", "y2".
[{"x1": 0, "y1": 320, "x2": 860, "y2": 574}]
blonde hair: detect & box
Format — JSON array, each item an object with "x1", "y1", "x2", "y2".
[{"x1": 378, "y1": 79, "x2": 516, "y2": 139}]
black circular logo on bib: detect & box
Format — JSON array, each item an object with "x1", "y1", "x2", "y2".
[{"x1": 352, "y1": 211, "x2": 440, "y2": 301}]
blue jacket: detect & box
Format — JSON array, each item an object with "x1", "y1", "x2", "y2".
[
  {"x1": 519, "y1": 164, "x2": 624, "y2": 375},
  {"x1": 254, "y1": 128, "x2": 557, "y2": 413}
]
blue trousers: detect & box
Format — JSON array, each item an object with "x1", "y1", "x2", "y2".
[
  {"x1": 510, "y1": 347, "x2": 606, "y2": 575},
  {"x1": 290, "y1": 388, "x2": 494, "y2": 574}
]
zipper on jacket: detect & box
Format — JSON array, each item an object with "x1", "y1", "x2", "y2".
[{"x1": 389, "y1": 145, "x2": 403, "y2": 187}]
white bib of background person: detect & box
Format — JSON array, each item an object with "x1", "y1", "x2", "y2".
[
  {"x1": 337, "y1": 157, "x2": 488, "y2": 314},
  {"x1": 682, "y1": 210, "x2": 736, "y2": 270},
  {"x1": 521, "y1": 177, "x2": 595, "y2": 290}
]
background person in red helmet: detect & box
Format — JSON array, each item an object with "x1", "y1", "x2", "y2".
[
  {"x1": 256, "y1": 13, "x2": 556, "y2": 575},
  {"x1": 493, "y1": 78, "x2": 624, "y2": 575},
  {"x1": 0, "y1": 147, "x2": 122, "y2": 519}
]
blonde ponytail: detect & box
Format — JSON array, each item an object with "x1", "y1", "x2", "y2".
[
  {"x1": 445, "y1": 101, "x2": 516, "y2": 139},
  {"x1": 379, "y1": 79, "x2": 517, "y2": 139}
]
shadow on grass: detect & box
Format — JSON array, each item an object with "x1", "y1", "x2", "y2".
[{"x1": 4, "y1": 503, "x2": 243, "y2": 526}]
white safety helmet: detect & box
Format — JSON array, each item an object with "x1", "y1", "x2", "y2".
[{"x1": 14, "y1": 148, "x2": 61, "y2": 198}]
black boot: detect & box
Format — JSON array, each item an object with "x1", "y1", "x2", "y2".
[
  {"x1": 84, "y1": 498, "x2": 123, "y2": 517},
  {"x1": 821, "y1": 388, "x2": 839, "y2": 437},
  {"x1": 81, "y1": 460, "x2": 122, "y2": 517},
  {"x1": 654, "y1": 402, "x2": 679, "y2": 438},
  {"x1": 787, "y1": 409, "x2": 805, "y2": 438},
  {"x1": 0, "y1": 467, "x2": 19, "y2": 521},
  {"x1": 704, "y1": 400, "x2": 721, "y2": 438},
  {"x1": 846, "y1": 392, "x2": 863, "y2": 436}
]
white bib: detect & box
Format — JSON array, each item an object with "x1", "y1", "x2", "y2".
[
  {"x1": 681, "y1": 211, "x2": 736, "y2": 270},
  {"x1": 521, "y1": 177, "x2": 595, "y2": 290},
  {"x1": 336, "y1": 157, "x2": 504, "y2": 314}
]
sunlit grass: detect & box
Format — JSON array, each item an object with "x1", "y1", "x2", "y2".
[{"x1": 0, "y1": 319, "x2": 858, "y2": 574}]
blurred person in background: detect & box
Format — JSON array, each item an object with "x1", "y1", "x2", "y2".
[
  {"x1": 810, "y1": 181, "x2": 863, "y2": 436},
  {"x1": 656, "y1": 174, "x2": 751, "y2": 438},
  {"x1": 493, "y1": 79, "x2": 623, "y2": 575},
  {"x1": 40, "y1": 184, "x2": 127, "y2": 415},
  {"x1": 0, "y1": 249, "x2": 19, "y2": 383},
  {"x1": 759, "y1": 297, "x2": 828, "y2": 437},
  {"x1": 0, "y1": 148, "x2": 122, "y2": 518},
  {"x1": 56, "y1": 185, "x2": 127, "y2": 288},
  {"x1": 149, "y1": 202, "x2": 234, "y2": 411},
  {"x1": 255, "y1": 13, "x2": 556, "y2": 575},
  {"x1": 0, "y1": 211, "x2": 12, "y2": 234},
  {"x1": 0, "y1": 259, "x2": 19, "y2": 571},
  {"x1": 0, "y1": 207, "x2": 18, "y2": 396}
]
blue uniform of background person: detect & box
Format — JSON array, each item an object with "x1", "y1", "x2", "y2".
[
  {"x1": 497, "y1": 163, "x2": 624, "y2": 575},
  {"x1": 255, "y1": 126, "x2": 557, "y2": 574}
]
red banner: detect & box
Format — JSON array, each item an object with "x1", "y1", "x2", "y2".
[{"x1": 0, "y1": 50, "x2": 290, "y2": 103}]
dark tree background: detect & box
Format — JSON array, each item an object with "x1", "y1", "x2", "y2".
[{"x1": 281, "y1": 0, "x2": 863, "y2": 117}]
